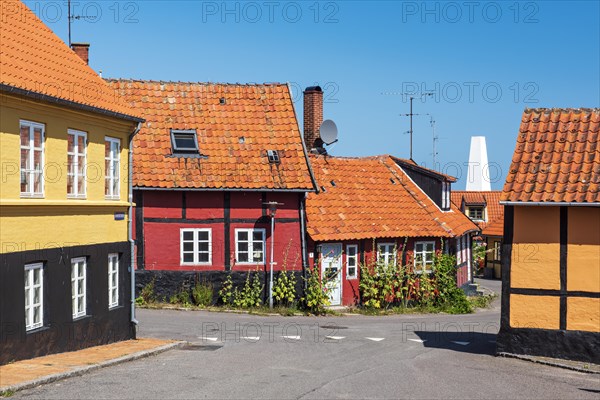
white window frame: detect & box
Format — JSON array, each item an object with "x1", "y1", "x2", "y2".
[
  {"x1": 414, "y1": 241, "x2": 435, "y2": 274},
  {"x1": 493, "y1": 240, "x2": 502, "y2": 261},
  {"x1": 24, "y1": 263, "x2": 44, "y2": 331},
  {"x1": 235, "y1": 228, "x2": 266, "y2": 265},
  {"x1": 442, "y1": 182, "x2": 451, "y2": 210},
  {"x1": 377, "y1": 243, "x2": 396, "y2": 267},
  {"x1": 180, "y1": 228, "x2": 213, "y2": 265},
  {"x1": 105, "y1": 137, "x2": 120, "y2": 200},
  {"x1": 346, "y1": 244, "x2": 358, "y2": 279},
  {"x1": 170, "y1": 129, "x2": 199, "y2": 153},
  {"x1": 67, "y1": 129, "x2": 87, "y2": 198},
  {"x1": 108, "y1": 253, "x2": 119, "y2": 308},
  {"x1": 20, "y1": 120, "x2": 45, "y2": 197},
  {"x1": 71, "y1": 257, "x2": 87, "y2": 319},
  {"x1": 467, "y1": 206, "x2": 485, "y2": 221},
  {"x1": 457, "y1": 237, "x2": 463, "y2": 264}
]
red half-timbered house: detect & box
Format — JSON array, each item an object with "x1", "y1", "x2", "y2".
[{"x1": 108, "y1": 80, "x2": 316, "y2": 297}]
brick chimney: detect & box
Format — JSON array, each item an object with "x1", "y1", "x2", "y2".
[
  {"x1": 303, "y1": 86, "x2": 323, "y2": 151},
  {"x1": 71, "y1": 43, "x2": 90, "y2": 65}
]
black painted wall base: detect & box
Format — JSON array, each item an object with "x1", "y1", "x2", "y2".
[
  {"x1": 136, "y1": 270, "x2": 305, "y2": 305},
  {"x1": 0, "y1": 243, "x2": 134, "y2": 365},
  {"x1": 496, "y1": 327, "x2": 600, "y2": 364}
]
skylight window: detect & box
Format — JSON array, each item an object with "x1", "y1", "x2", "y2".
[
  {"x1": 170, "y1": 129, "x2": 199, "y2": 153},
  {"x1": 267, "y1": 150, "x2": 280, "y2": 164}
]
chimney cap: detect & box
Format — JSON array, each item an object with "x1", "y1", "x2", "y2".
[
  {"x1": 304, "y1": 86, "x2": 322, "y2": 93},
  {"x1": 71, "y1": 42, "x2": 90, "y2": 47}
]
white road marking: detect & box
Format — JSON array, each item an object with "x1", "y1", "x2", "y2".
[
  {"x1": 199, "y1": 337, "x2": 219, "y2": 342},
  {"x1": 282, "y1": 335, "x2": 301, "y2": 340},
  {"x1": 365, "y1": 337, "x2": 385, "y2": 342},
  {"x1": 408, "y1": 338, "x2": 427, "y2": 343},
  {"x1": 325, "y1": 336, "x2": 345, "y2": 340},
  {"x1": 241, "y1": 336, "x2": 260, "y2": 341},
  {"x1": 451, "y1": 341, "x2": 470, "y2": 346}
]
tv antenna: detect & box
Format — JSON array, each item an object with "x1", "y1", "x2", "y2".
[
  {"x1": 430, "y1": 116, "x2": 439, "y2": 170},
  {"x1": 400, "y1": 92, "x2": 433, "y2": 160},
  {"x1": 67, "y1": 0, "x2": 98, "y2": 46}
]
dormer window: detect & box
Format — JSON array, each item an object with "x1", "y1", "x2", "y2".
[
  {"x1": 267, "y1": 150, "x2": 280, "y2": 164},
  {"x1": 468, "y1": 206, "x2": 485, "y2": 221},
  {"x1": 170, "y1": 129, "x2": 199, "y2": 153},
  {"x1": 441, "y1": 181, "x2": 451, "y2": 211}
]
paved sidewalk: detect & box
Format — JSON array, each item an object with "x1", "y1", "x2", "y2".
[{"x1": 0, "y1": 338, "x2": 179, "y2": 393}]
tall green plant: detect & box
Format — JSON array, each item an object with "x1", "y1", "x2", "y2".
[{"x1": 302, "y1": 266, "x2": 330, "y2": 314}]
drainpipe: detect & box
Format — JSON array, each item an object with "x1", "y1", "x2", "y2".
[
  {"x1": 299, "y1": 193, "x2": 309, "y2": 290},
  {"x1": 128, "y1": 122, "x2": 142, "y2": 326}
]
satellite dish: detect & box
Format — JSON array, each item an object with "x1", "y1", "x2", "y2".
[{"x1": 319, "y1": 119, "x2": 338, "y2": 145}]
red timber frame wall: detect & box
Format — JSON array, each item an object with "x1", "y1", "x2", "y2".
[
  {"x1": 307, "y1": 238, "x2": 446, "y2": 306},
  {"x1": 133, "y1": 190, "x2": 308, "y2": 298}
]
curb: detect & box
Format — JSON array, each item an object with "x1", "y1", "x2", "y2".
[
  {"x1": 497, "y1": 352, "x2": 600, "y2": 374},
  {"x1": 0, "y1": 341, "x2": 184, "y2": 395}
]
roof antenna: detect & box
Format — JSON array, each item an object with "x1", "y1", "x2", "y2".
[
  {"x1": 68, "y1": 0, "x2": 97, "y2": 46},
  {"x1": 430, "y1": 116, "x2": 439, "y2": 171}
]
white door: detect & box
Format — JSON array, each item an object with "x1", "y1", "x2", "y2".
[{"x1": 320, "y1": 243, "x2": 342, "y2": 306}]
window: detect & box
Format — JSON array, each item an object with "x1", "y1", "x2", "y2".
[
  {"x1": 267, "y1": 150, "x2": 280, "y2": 163},
  {"x1": 108, "y1": 254, "x2": 119, "y2": 308},
  {"x1": 441, "y1": 182, "x2": 451, "y2": 210},
  {"x1": 377, "y1": 243, "x2": 396, "y2": 267},
  {"x1": 170, "y1": 129, "x2": 199, "y2": 153},
  {"x1": 180, "y1": 229, "x2": 212, "y2": 265},
  {"x1": 105, "y1": 137, "x2": 120, "y2": 199},
  {"x1": 468, "y1": 206, "x2": 485, "y2": 221},
  {"x1": 457, "y1": 237, "x2": 462, "y2": 264},
  {"x1": 71, "y1": 257, "x2": 87, "y2": 319},
  {"x1": 493, "y1": 241, "x2": 502, "y2": 261},
  {"x1": 67, "y1": 130, "x2": 87, "y2": 198},
  {"x1": 24, "y1": 263, "x2": 44, "y2": 331},
  {"x1": 346, "y1": 245, "x2": 358, "y2": 279},
  {"x1": 414, "y1": 241, "x2": 435, "y2": 273},
  {"x1": 235, "y1": 229, "x2": 265, "y2": 264},
  {"x1": 20, "y1": 120, "x2": 44, "y2": 197}
]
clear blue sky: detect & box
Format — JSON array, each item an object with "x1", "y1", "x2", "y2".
[{"x1": 25, "y1": 0, "x2": 600, "y2": 189}]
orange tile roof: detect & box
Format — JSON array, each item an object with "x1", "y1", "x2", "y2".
[
  {"x1": 502, "y1": 108, "x2": 600, "y2": 203},
  {"x1": 306, "y1": 155, "x2": 478, "y2": 242},
  {"x1": 452, "y1": 191, "x2": 504, "y2": 236},
  {"x1": 108, "y1": 79, "x2": 315, "y2": 190},
  {"x1": 0, "y1": 0, "x2": 141, "y2": 121}
]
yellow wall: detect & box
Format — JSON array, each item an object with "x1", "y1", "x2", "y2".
[
  {"x1": 510, "y1": 294, "x2": 560, "y2": 329},
  {"x1": 567, "y1": 207, "x2": 600, "y2": 293},
  {"x1": 567, "y1": 297, "x2": 600, "y2": 332},
  {"x1": 0, "y1": 94, "x2": 136, "y2": 253},
  {"x1": 511, "y1": 207, "x2": 560, "y2": 290}
]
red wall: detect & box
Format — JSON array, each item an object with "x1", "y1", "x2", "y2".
[
  {"x1": 307, "y1": 237, "x2": 449, "y2": 306},
  {"x1": 137, "y1": 190, "x2": 304, "y2": 272}
]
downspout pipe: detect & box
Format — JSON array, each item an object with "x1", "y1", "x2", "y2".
[
  {"x1": 128, "y1": 122, "x2": 142, "y2": 327},
  {"x1": 299, "y1": 193, "x2": 309, "y2": 291}
]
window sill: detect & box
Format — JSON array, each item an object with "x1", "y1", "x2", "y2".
[
  {"x1": 180, "y1": 263, "x2": 213, "y2": 267},
  {"x1": 109, "y1": 304, "x2": 123, "y2": 311},
  {"x1": 346, "y1": 276, "x2": 358, "y2": 281},
  {"x1": 67, "y1": 195, "x2": 87, "y2": 200},
  {"x1": 20, "y1": 194, "x2": 44, "y2": 199},
  {"x1": 105, "y1": 197, "x2": 121, "y2": 201},
  {"x1": 72, "y1": 314, "x2": 90, "y2": 322},
  {"x1": 26, "y1": 325, "x2": 48, "y2": 334}
]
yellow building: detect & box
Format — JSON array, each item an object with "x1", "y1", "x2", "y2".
[
  {"x1": 498, "y1": 108, "x2": 600, "y2": 364},
  {"x1": 0, "y1": 0, "x2": 143, "y2": 363}
]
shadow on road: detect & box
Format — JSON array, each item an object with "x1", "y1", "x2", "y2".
[{"x1": 414, "y1": 331, "x2": 497, "y2": 356}]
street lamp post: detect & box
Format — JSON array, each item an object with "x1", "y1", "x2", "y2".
[{"x1": 264, "y1": 202, "x2": 282, "y2": 309}]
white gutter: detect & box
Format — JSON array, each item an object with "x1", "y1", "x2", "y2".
[
  {"x1": 128, "y1": 122, "x2": 142, "y2": 326},
  {"x1": 500, "y1": 201, "x2": 600, "y2": 207}
]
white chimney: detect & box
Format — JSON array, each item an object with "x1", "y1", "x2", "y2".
[{"x1": 466, "y1": 136, "x2": 491, "y2": 191}]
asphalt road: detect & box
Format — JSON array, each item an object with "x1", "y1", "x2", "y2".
[{"x1": 14, "y1": 298, "x2": 600, "y2": 399}]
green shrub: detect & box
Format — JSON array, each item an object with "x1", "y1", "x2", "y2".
[
  {"x1": 219, "y1": 274, "x2": 234, "y2": 306},
  {"x1": 301, "y1": 266, "x2": 330, "y2": 314},
  {"x1": 169, "y1": 285, "x2": 192, "y2": 307},
  {"x1": 273, "y1": 268, "x2": 297, "y2": 307},
  {"x1": 233, "y1": 272, "x2": 263, "y2": 308},
  {"x1": 136, "y1": 278, "x2": 157, "y2": 305},
  {"x1": 192, "y1": 280, "x2": 213, "y2": 307}
]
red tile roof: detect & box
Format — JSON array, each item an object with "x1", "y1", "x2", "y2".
[
  {"x1": 108, "y1": 79, "x2": 315, "y2": 190},
  {"x1": 502, "y1": 108, "x2": 600, "y2": 203},
  {"x1": 0, "y1": 0, "x2": 141, "y2": 121},
  {"x1": 452, "y1": 191, "x2": 504, "y2": 236},
  {"x1": 306, "y1": 155, "x2": 478, "y2": 242}
]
